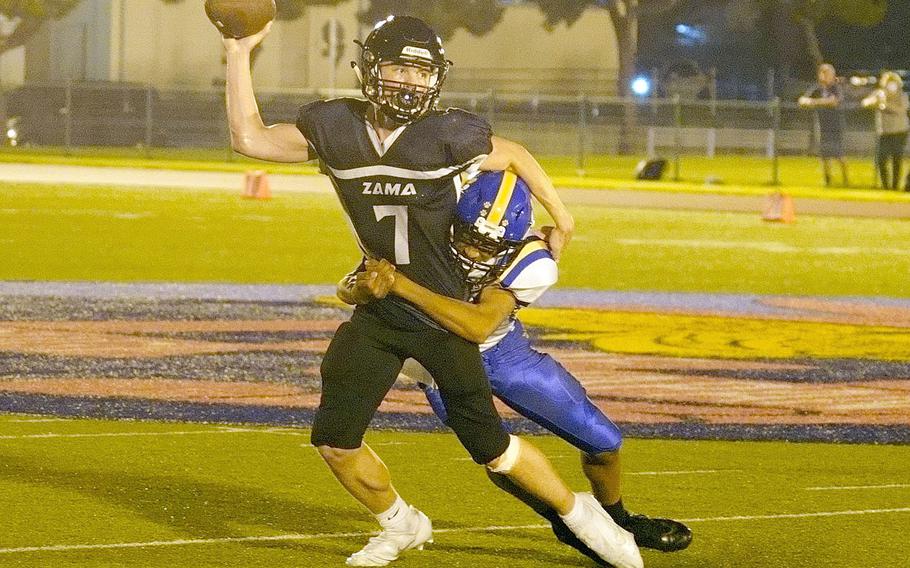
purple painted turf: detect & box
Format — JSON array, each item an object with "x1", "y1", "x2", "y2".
[
  {"x1": 1, "y1": 393, "x2": 907, "y2": 445},
  {"x1": 1, "y1": 281, "x2": 908, "y2": 444},
  {"x1": 2, "y1": 281, "x2": 908, "y2": 314}
]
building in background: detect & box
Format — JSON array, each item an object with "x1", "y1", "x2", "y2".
[{"x1": 16, "y1": 0, "x2": 618, "y2": 96}]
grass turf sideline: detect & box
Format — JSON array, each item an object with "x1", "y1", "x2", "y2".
[
  {"x1": 2, "y1": 148, "x2": 909, "y2": 203},
  {"x1": 1, "y1": 182, "x2": 908, "y2": 297}
]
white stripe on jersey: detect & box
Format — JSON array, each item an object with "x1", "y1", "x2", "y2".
[{"x1": 326, "y1": 156, "x2": 488, "y2": 181}]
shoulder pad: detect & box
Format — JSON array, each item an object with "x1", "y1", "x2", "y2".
[{"x1": 498, "y1": 239, "x2": 555, "y2": 288}]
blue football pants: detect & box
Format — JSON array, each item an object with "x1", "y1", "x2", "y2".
[{"x1": 423, "y1": 320, "x2": 622, "y2": 455}]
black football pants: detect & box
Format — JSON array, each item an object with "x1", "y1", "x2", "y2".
[{"x1": 311, "y1": 310, "x2": 510, "y2": 464}]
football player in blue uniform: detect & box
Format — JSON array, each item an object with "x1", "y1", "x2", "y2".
[
  {"x1": 223, "y1": 14, "x2": 643, "y2": 568},
  {"x1": 344, "y1": 171, "x2": 692, "y2": 564}
]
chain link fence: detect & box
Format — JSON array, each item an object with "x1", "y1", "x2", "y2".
[{"x1": 0, "y1": 81, "x2": 888, "y2": 186}]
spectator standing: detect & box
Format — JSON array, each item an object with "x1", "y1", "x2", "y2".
[
  {"x1": 862, "y1": 71, "x2": 909, "y2": 190},
  {"x1": 799, "y1": 64, "x2": 849, "y2": 187}
]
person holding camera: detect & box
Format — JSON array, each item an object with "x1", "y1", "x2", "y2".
[{"x1": 862, "y1": 71, "x2": 910, "y2": 190}]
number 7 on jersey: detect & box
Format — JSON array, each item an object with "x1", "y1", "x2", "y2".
[{"x1": 373, "y1": 205, "x2": 410, "y2": 265}]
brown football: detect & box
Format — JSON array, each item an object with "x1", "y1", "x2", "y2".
[{"x1": 205, "y1": 0, "x2": 276, "y2": 39}]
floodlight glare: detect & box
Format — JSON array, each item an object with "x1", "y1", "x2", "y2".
[{"x1": 631, "y1": 76, "x2": 651, "y2": 96}]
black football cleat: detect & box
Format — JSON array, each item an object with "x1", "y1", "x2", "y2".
[{"x1": 620, "y1": 514, "x2": 693, "y2": 552}]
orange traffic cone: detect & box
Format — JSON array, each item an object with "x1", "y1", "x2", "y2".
[
  {"x1": 762, "y1": 192, "x2": 795, "y2": 223},
  {"x1": 243, "y1": 170, "x2": 272, "y2": 200}
]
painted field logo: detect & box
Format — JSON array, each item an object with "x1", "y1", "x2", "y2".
[
  {"x1": 1, "y1": 293, "x2": 908, "y2": 437},
  {"x1": 519, "y1": 308, "x2": 910, "y2": 361},
  {"x1": 362, "y1": 182, "x2": 417, "y2": 196}
]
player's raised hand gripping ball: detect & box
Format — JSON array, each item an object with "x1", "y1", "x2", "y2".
[{"x1": 205, "y1": 0, "x2": 276, "y2": 39}]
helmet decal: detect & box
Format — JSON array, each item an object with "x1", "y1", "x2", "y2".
[
  {"x1": 485, "y1": 171, "x2": 519, "y2": 227},
  {"x1": 401, "y1": 46, "x2": 433, "y2": 60}
]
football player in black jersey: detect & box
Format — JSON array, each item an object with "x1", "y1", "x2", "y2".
[
  {"x1": 221, "y1": 14, "x2": 643, "y2": 568},
  {"x1": 346, "y1": 172, "x2": 692, "y2": 564}
]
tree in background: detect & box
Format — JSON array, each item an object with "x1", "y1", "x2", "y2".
[
  {"x1": 526, "y1": 1, "x2": 678, "y2": 154},
  {"x1": 754, "y1": 0, "x2": 887, "y2": 72},
  {"x1": 527, "y1": 1, "x2": 677, "y2": 98},
  {"x1": 362, "y1": 0, "x2": 680, "y2": 99},
  {"x1": 359, "y1": 0, "x2": 505, "y2": 40},
  {"x1": 789, "y1": 0, "x2": 887, "y2": 67},
  {"x1": 361, "y1": 1, "x2": 678, "y2": 154}
]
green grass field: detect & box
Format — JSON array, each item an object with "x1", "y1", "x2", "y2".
[
  {"x1": 1, "y1": 414, "x2": 908, "y2": 568},
  {"x1": 3, "y1": 147, "x2": 910, "y2": 201},
  {"x1": 1, "y1": 181, "x2": 909, "y2": 296},
  {"x1": 1, "y1": 159, "x2": 908, "y2": 567}
]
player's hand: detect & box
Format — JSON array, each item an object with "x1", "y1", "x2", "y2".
[
  {"x1": 223, "y1": 21, "x2": 272, "y2": 53},
  {"x1": 540, "y1": 225, "x2": 571, "y2": 261},
  {"x1": 364, "y1": 258, "x2": 396, "y2": 277},
  {"x1": 353, "y1": 271, "x2": 391, "y2": 301},
  {"x1": 353, "y1": 260, "x2": 395, "y2": 301}
]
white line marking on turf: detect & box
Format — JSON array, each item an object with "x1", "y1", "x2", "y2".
[
  {"x1": 678, "y1": 508, "x2": 910, "y2": 523},
  {"x1": 6, "y1": 418, "x2": 72, "y2": 423},
  {"x1": 627, "y1": 469, "x2": 739, "y2": 476},
  {"x1": 300, "y1": 442, "x2": 413, "y2": 448},
  {"x1": 805, "y1": 484, "x2": 910, "y2": 491},
  {"x1": 214, "y1": 426, "x2": 307, "y2": 435},
  {"x1": 616, "y1": 238, "x2": 910, "y2": 256},
  {"x1": 0, "y1": 430, "x2": 255, "y2": 440},
  {"x1": 1, "y1": 508, "x2": 907, "y2": 555},
  {"x1": 0, "y1": 429, "x2": 414, "y2": 444}
]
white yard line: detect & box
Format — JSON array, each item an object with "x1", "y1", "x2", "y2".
[
  {"x1": 804, "y1": 484, "x2": 910, "y2": 491},
  {"x1": 5, "y1": 418, "x2": 73, "y2": 423},
  {"x1": 0, "y1": 428, "x2": 413, "y2": 444},
  {"x1": 627, "y1": 469, "x2": 739, "y2": 476},
  {"x1": 0, "y1": 430, "x2": 246, "y2": 440},
  {"x1": 0, "y1": 508, "x2": 907, "y2": 555},
  {"x1": 0, "y1": 426, "x2": 300, "y2": 440},
  {"x1": 678, "y1": 508, "x2": 910, "y2": 523},
  {"x1": 616, "y1": 238, "x2": 910, "y2": 256}
]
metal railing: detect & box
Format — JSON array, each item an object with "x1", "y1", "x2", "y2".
[{"x1": 0, "y1": 81, "x2": 890, "y2": 186}]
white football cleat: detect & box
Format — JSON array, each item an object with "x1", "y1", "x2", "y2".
[
  {"x1": 345, "y1": 506, "x2": 433, "y2": 566},
  {"x1": 561, "y1": 493, "x2": 644, "y2": 568}
]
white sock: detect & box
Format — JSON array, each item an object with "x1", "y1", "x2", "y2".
[
  {"x1": 375, "y1": 494, "x2": 409, "y2": 529},
  {"x1": 559, "y1": 493, "x2": 586, "y2": 526}
]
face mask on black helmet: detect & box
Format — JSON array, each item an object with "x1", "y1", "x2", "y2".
[{"x1": 353, "y1": 15, "x2": 451, "y2": 123}]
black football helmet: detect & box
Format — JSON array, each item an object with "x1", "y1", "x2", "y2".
[{"x1": 353, "y1": 15, "x2": 451, "y2": 123}]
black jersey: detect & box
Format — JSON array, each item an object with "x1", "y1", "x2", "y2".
[
  {"x1": 297, "y1": 98, "x2": 493, "y2": 330},
  {"x1": 808, "y1": 84, "x2": 845, "y2": 134}
]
